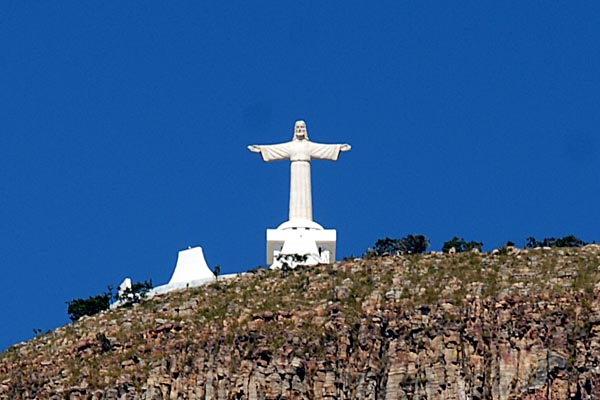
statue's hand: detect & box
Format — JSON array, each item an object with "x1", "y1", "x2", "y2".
[
  {"x1": 248, "y1": 145, "x2": 261, "y2": 153},
  {"x1": 340, "y1": 144, "x2": 351, "y2": 152}
]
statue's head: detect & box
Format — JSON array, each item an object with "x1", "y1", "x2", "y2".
[{"x1": 294, "y1": 120, "x2": 308, "y2": 140}]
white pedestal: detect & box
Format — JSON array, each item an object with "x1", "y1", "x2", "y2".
[
  {"x1": 168, "y1": 246, "x2": 214, "y2": 285},
  {"x1": 266, "y1": 219, "x2": 336, "y2": 269}
]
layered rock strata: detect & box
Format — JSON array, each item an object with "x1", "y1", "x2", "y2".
[{"x1": 2, "y1": 246, "x2": 600, "y2": 399}]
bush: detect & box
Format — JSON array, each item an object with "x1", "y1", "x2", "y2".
[
  {"x1": 525, "y1": 235, "x2": 588, "y2": 249},
  {"x1": 366, "y1": 234, "x2": 430, "y2": 256},
  {"x1": 117, "y1": 280, "x2": 153, "y2": 306},
  {"x1": 442, "y1": 237, "x2": 483, "y2": 253},
  {"x1": 67, "y1": 293, "x2": 111, "y2": 321}
]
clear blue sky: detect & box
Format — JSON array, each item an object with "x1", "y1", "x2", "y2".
[{"x1": 1, "y1": 2, "x2": 599, "y2": 350}]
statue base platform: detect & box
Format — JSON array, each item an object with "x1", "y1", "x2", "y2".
[{"x1": 267, "y1": 220, "x2": 336, "y2": 269}]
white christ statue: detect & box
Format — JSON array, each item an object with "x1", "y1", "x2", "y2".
[{"x1": 248, "y1": 120, "x2": 351, "y2": 222}]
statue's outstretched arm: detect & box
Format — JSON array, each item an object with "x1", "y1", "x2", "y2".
[
  {"x1": 248, "y1": 142, "x2": 291, "y2": 162},
  {"x1": 310, "y1": 142, "x2": 352, "y2": 161}
]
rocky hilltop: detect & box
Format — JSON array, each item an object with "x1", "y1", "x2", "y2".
[{"x1": 2, "y1": 246, "x2": 600, "y2": 400}]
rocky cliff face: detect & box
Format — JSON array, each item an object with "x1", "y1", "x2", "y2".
[{"x1": 2, "y1": 246, "x2": 600, "y2": 399}]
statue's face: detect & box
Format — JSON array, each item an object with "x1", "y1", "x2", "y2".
[{"x1": 294, "y1": 121, "x2": 308, "y2": 140}]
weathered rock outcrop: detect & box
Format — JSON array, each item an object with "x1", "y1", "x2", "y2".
[{"x1": 2, "y1": 246, "x2": 600, "y2": 399}]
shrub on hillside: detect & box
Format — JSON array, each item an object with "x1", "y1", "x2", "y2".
[
  {"x1": 365, "y1": 234, "x2": 430, "y2": 257},
  {"x1": 67, "y1": 293, "x2": 111, "y2": 321},
  {"x1": 442, "y1": 237, "x2": 484, "y2": 253},
  {"x1": 525, "y1": 235, "x2": 588, "y2": 249}
]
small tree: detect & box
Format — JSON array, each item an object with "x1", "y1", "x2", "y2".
[
  {"x1": 525, "y1": 236, "x2": 538, "y2": 248},
  {"x1": 555, "y1": 235, "x2": 587, "y2": 247},
  {"x1": 400, "y1": 234, "x2": 430, "y2": 254},
  {"x1": 442, "y1": 237, "x2": 483, "y2": 253},
  {"x1": 367, "y1": 234, "x2": 429, "y2": 256},
  {"x1": 369, "y1": 237, "x2": 397, "y2": 256},
  {"x1": 525, "y1": 235, "x2": 587, "y2": 248},
  {"x1": 213, "y1": 265, "x2": 221, "y2": 281},
  {"x1": 67, "y1": 292, "x2": 111, "y2": 321}
]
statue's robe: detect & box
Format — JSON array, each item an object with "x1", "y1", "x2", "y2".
[{"x1": 257, "y1": 140, "x2": 345, "y2": 221}]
